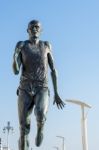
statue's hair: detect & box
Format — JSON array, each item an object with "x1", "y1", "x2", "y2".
[{"x1": 28, "y1": 20, "x2": 41, "y2": 29}]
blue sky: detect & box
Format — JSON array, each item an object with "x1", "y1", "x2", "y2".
[{"x1": 0, "y1": 0, "x2": 99, "y2": 150}]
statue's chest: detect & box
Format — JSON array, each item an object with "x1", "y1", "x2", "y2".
[{"x1": 22, "y1": 44, "x2": 47, "y2": 65}]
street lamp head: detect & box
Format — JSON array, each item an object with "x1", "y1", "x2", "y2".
[
  {"x1": 56, "y1": 136, "x2": 64, "y2": 139},
  {"x1": 66, "y1": 99, "x2": 92, "y2": 108},
  {"x1": 11, "y1": 127, "x2": 14, "y2": 133},
  {"x1": 53, "y1": 146, "x2": 59, "y2": 150},
  {"x1": 3, "y1": 128, "x2": 6, "y2": 133},
  {"x1": 7, "y1": 121, "x2": 10, "y2": 125}
]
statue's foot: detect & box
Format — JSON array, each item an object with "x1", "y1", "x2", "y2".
[{"x1": 35, "y1": 124, "x2": 44, "y2": 147}]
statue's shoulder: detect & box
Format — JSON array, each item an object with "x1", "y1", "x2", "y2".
[
  {"x1": 16, "y1": 40, "x2": 30, "y2": 49},
  {"x1": 16, "y1": 41, "x2": 25, "y2": 49},
  {"x1": 24, "y1": 40, "x2": 30, "y2": 45},
  {"x1": 44, "y1": 41, "x2": 52, "y2": 50}
]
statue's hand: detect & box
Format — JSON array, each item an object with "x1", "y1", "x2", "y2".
[{"x1": 53, "y1": 93, "x2": 65, "y2": 109}]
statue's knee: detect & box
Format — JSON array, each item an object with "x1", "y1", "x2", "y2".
[
  {"x1": 20, "y1": 123, "x2": 30, "y2": 135},
  {"x1": 25, "y1": 124, "x2": 30, "y2": 135},
  {"x1": 35, "y1": 108, "x2": 46, "y2": 122}
]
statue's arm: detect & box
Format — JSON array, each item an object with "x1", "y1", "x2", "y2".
[
  {"x1": 47, "y1": 42, "x2": 65, "y2": 109},
  {"x1": 45, "y1": 42, "x2": 57, "y2": 93},
  {"x1": 48, "y1": 51, "x2": 58, "y2": 95},
  {"x1": 12, "y1": 41, "x2": 23, "y2": 75}
]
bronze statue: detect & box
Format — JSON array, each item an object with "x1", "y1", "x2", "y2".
[{"x1": 12, "y1": 20, "x2": 65, "y2": 150}]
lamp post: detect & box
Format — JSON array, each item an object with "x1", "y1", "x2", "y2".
[
  {"x1": 3, "y1": 121, "x2": 14, "y2": 150},
  {"x1": 53, "y1": 146, "x2": 59, "y2": 150},
  {"x1": 66, "y1": 99, "x2": 91, "y2": 150},
  {"x1": 56, "y1": 136, "x2": 65, "y2": 150}
]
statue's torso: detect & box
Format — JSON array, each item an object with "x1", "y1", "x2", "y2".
[{"x1": 20, "y1": 41, "x2": 49, "y2": 88}]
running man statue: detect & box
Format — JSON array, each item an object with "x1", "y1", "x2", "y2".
[{"x1": 12, "y1": 20, "x2": 65, "y2": 150}]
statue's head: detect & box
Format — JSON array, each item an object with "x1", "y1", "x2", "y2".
[{"x1": 27, "y1": 20, "x2": 42, "y2": 38}]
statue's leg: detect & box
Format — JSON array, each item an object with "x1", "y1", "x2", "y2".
[
  {"x1": 34, "y1": 88, "x2": 49, "y2": 147},
  {"x1": 18, "y1": 90, "x2": 34, "y2": 150}
]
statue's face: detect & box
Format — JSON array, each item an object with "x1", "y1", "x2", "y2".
[{"x1": 28, "y1": 22, "x2": 41, "y2": 38}]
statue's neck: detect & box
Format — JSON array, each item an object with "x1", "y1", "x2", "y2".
[{"x1": 29, "y1": 37, "x2": 39, "y2": 45}]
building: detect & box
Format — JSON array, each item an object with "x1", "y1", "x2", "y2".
[
  {"x1": 0, "y1": 138, "x2": 2, "y2": 150},
  {"x1": 2, "y1": 146, "x2": 11, "y2": 150}
]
